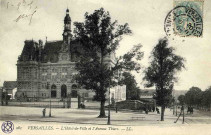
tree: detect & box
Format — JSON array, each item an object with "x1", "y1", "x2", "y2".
[
  {"x1": 178, "y1": 95, "x2": 185, "y2": 105},
  {"x1": 74, "y1": 8, "x2": 143, "y2": 117},
  {"x1": 201, "y1": 86, "x2": 211, "y2": 111},
  {"x1": 144, "y1": 38, "x2": 185, "y2": 121},
  {"x1": 121, "y1": 72, "x2": 140, "y2": 100},
  {"x1": 185, "y1": 87, "x2": 202, "y2": 107}
]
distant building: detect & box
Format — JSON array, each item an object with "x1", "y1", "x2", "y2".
[
  {"x1": 139, "y1": 89, "x2": 156, "y2": 108},
  {"x1": 16, "y1": 9, "x2": 125, "y2": 102},
  {"x1": 140, "y1": 89, "x2": 155, "y2": 101},
  {"x1": 139, "y1": 89, "x2": 187, "y2": 104},
  {"x1": 3, "y1": 81, "x2": 17, "y2": 99},
  {"x1": 0, "y1": 87, "x2": 3, "y2": 102},
  {"x1": 110, "y1": 85, "x2": 126, "y2": 102}
]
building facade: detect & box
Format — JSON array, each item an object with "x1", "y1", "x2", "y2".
[
  {"x1": 3, "y1": 81, "x2": 17, "y2": 99},
  {"x1": 16, "y1": 9, "x2": 125, "y2": 101}
]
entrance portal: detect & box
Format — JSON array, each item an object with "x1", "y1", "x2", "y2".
[
  {"x1": 71, "y1": 84, "x2": 78, "y2": 98},
  {"x1": 51, "y1": 84, "x2": 57, "y2": 98},
  {"x1": 61, "y1": 84, "x2": 67, "y2": 98}
]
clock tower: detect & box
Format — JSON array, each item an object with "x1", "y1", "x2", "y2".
[
  {"x1": 58, "y1": 9, "x2": 72, "y2": 62},
  {"x1": 63, "y1": 9, "x2": 72, "y2": 44}
]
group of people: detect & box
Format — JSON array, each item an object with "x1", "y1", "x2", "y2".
[
  {"x1": 143, "y1": 106, "x2": 160, "y2": 114},
  {"x1": 187, "y1": 106, "x2": 194, "y2": 114}
]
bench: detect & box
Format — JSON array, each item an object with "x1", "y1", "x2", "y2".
[{"x1": 131, "y1": 116, "x2": 145, "y2": 120}]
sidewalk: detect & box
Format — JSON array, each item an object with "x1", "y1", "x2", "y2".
[{"x1": 0, "y1": 106, "x2": 184, "y2": 126}]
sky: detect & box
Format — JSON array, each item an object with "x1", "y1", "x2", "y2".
[{"x1": 0, "y1": 0, "x2": 211, "y2": 91}]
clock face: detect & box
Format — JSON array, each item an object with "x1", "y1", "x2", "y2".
[{"x1": 64, "y1": 32, "x2": 67, "y2": 36}]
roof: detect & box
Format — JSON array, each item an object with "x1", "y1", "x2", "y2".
[
  {"x1": 19, "y1": 40, "x2": 39, "y2": 61},
  {"x1": 64, "y1": 14, "x2": 71, "y2": 22},
  {"x1": 42, "y1": 41, "x2": 63, "y2": 63},
  {"x1": 3, "y1": 81, "x2": 17, "y2": 90},
  {"x1": 19, "y1": 39, "x2": 83, "y2": 63}
]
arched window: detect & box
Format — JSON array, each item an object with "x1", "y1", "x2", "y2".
[
  {"x1": 71, "y1": 84, "x2": 78, "y2": 98},
  {"x1": 72, "y1": 84, "x2": 77, "y2": 89}
]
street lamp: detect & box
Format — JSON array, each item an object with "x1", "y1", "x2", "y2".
[
  {"x1": 49, "y1": 96, "x2": 51, "y2": 117},
  {"x1": 176, "y1": 100, "x2": 179, "y2": 116},
  {"x1": 107, "y1": 84, "x2": 111, "y2": 125},
  {"x1": 47, "y1": 82, "x2": 51, "y2": 117},
  {"x1": 107, "y1": 67, "x2": 111, "y2": 125}
]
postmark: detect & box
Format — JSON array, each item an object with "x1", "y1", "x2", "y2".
[
  {"x1": 1, "y1": 121, "x2": 14, "y2": 134},
  {"x1": 164, "y1": 0, "x2": 204, "y2": 37}
]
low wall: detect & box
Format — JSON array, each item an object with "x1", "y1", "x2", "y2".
[{"x1": 116, "y1": 100, "x2": 145, "y2": 110}]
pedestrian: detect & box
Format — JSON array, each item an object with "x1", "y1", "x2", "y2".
[
  {"x1": 115, "y1": 103, "x2": 118, "y2": 113},
  {"x1": 67, "y1": 99, "x2": 70, "y2": 109},
  {"x1": 42, "y1": 108, "x2": 46, "y2": 117},
  {"x1": 181, "y1": 105, "x2": 184, "y2": 111},
  {"x1": 145, "y1": 109, "x2": 148, "y2": 114},
  {"x1": 187, "y1": 106, "x2": 190, "y2": 114},
  {"x1": 190, "y1": 107, "x2": 194, "y2": 114},
  {"x1": 156, "y1": 107, "x2": 160, "y2": 114},
  {"x1": 63, "y1": 98, "x2": 65, "y2": 108},
  {"x1": 149, "y1": 107, "x2": 152, "y2": 112},
  {"x1": 152, "y1": 107, "x2": 155, "y2": 112},
  {"x1": 143, "y1": 106, "x2": 148, "y2": 114}
]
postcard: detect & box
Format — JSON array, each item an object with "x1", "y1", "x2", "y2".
[{"x1": 0, "y1": 0, "x2": 211, "y2": 135}]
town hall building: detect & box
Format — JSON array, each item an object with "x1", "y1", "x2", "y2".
[{"x1": 16, "y1": 9, "x2": 126, "y2": 102}]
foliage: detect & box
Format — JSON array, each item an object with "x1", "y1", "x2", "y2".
[
  {"x1": 73, "y1": 8, "x2": 143, "y2": 117},
  {"x1": 201, "y1": 87, "x2": 211, "y2": 109},
  {"x1": 120, "y1": 72, "x2": 141, "y2": 100},
  {"x1": 144, "y1": 37, "x2": 185, "y2": 121},
  {"x1": 177, "y1": 95, "x2": 185, "y2": 105},
  {"x1": 185, "y1": 87, "x2": 202, "y2": 107},
  {"x1": 184, "y1": 86, "x2": 211, "y2": 110}
]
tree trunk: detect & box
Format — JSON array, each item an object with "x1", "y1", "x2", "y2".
[
  {"x1": 97, "y1": 48, "x2": 107, "y2": 118},
  {"x1": 161, "y1": 105, "x2": 165, "y2": 121},
  {"x1": 98, "y1": 100, "x2": 106, "y2": 118}
]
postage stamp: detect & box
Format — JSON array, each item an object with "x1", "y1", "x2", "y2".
[{"x1": 164, "y1": 0, "x2": 204, "y2": 37}]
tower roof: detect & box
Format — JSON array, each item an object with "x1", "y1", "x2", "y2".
[
  {"x1": 64, "y1": 15, "x2": 71, "y2": 22},
  {"x1": 64, "y1": 9, "x2": 71, "y2": 22}
]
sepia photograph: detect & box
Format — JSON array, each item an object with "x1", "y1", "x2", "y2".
[{"x1": 0, "y1": 0, "x2": 211, "y2": 134}]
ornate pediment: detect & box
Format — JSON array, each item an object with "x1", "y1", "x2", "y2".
[
  {"x1": 60, "y1": 42, "x2": 69, "y2": 53},
  {"x1": 59, "y1": 53, "x2": 70, "y2": 62}
]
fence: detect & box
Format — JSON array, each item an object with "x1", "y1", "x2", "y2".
[{"x1": 4, "y1": 101, "x2": 79, "y2": 108}]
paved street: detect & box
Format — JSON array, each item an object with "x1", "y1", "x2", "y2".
[
  {"x1": 1, "y1": 106, "x2": 210, "y2": 126},
  {"x1": 184, "y1": 109, "x2": 211, "y2": 124}
]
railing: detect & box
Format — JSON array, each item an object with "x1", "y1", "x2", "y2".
[{"x1": 5, "y1": 101, "x2": 78, "y2": 108}]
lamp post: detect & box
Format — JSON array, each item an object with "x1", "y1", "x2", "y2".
[
  {"x1": 182, "y1": 104, "x2": 185, "y2": 124},
  {"x1": 176, "y1": 100, "x2": 178, "y2": 116},
  {"x1": 107, "y1": 66, "x2": 111, "y2": 125},
  {"x1": 49, "y1": 97, "x2": 51, "y2": 117},
  {"x1": 107, "y1": 79, "x2": 111, "y2": 125},
  {"x1": 47, "y1": 82, "x2": 51, "y2": 117}
]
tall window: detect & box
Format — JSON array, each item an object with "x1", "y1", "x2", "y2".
[
  {"x1": 42, "y1": 73, "x2": 47, "y2": 81},
  {"x1": 61, "y1": 73, "x2": 67, "y2": 79},
  {"x1": 51, "y1": 73, "x2": 57, "y2": 81},
  {"x1": 51, "y1": 84, "x2": 57, "y2": 98}
]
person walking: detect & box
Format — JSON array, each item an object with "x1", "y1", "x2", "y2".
[
  {"x1": 42, "y1": 108, "x2": 46, "y2": 117},
  {"x1": 156, "y1": 107, "x2": 160, "y2": 114},
  {"x1": 152, "y1": 107, "x2": 155, "y2": 112},
  {"x1": 190, "y1": 107, "x2": 194, "y2": 114}
]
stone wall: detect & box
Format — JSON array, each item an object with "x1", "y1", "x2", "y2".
[{"x1": 116, "y1": 100, "x2": 145, "y2": 110}]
